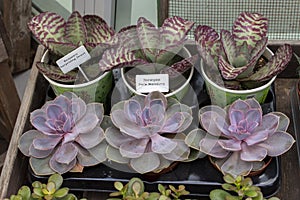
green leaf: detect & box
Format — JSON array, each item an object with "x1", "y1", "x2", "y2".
[
  {"x1": 33, "y1": 188, "x2": 44, "y2": 197},
  {"x1": 53, "y1": 188, "x2": 69, "y2": 198},
  {"x1": 209, "y1": 189, "x2": 234, "y2": 200},
  {"x1": 48, "y1": 174, "x2": 64, "y2": 190},
  {"x1": 60, "y1": 194, "x2": 78, "y2": 200},
  {"x1": 114, "y1": 182, "x2": 124, "y2": 191},
  {"x1": 223, "y1": 174, "x2": 236, "y2": 184},
  {"x1": 32, "y1": 181, "x2": 43, "y2": 189},
  {"x1": 17, "y1": 186, "x2": 31, "y2": 200},
  {"x1": 46, "y1": 182, "x2": 56, "y2": 194},
  {"x1": 222, "y1": 183, "x2": 237, "y2": 192},
  {"x1": 65, "y1": 11, "x2": 86, "y2": 45},
  {"x1": 244, "y1": 190, "x2": 258, "y2": 197}
]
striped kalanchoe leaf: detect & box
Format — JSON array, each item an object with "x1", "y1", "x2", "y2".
[
  {"x1": 99, "y1": 16, "x2": 195, "y2": 78},
  {"x1": 18, "y1": 92, "x2": 107, "y2": 175},
  {"x1": 195, "y1": 12, "x2": 292, "y2": 89},
  {"x1": 28, "y1": 11, "x2": 115, "y2": 83},
  {"x1": 105, "y1": 91, "x2": 195, "y2": 174},
  {"x1": 185, "y1": 98, "x2": 295, "y2": 177}
]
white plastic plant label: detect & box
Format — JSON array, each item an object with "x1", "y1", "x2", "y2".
[
  {"x1": 136, "y1": 74, "x2": 169, "y2": 93},
  {"x1": 56, "y1": 45, "x2": 91, "y2": 74}
]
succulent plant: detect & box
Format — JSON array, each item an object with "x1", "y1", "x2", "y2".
[
  {"x1": 108, "y1": 177, "x2": 190, "y2": 200},
  {"x1": 195, "y1": 12, "x2": 293, "y2": 89},
  {"x1": 104, "y1": 91, "x2": 197, "y2": 174},
  {"x1": 18, "y1": 92, "x2": 107, "y2": 175},
  {"x1": 98, "y1": 16, "x2": 198, "y2": 80},
  {"x1": 28, "y1": 11, "x2": 115, "y2": 83},
  {"x1": 185, "y1": 98, "x2": 295, "y2": 177},
  {"x1": 4, "y1": 174, "x2": 80, "y2": 200},
  {"x1": 209, "y1": 174, "x2": 280, "y2": 200}
]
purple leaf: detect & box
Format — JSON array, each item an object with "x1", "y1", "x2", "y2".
[
  {"x1": 240, "y1": 142, "x2": 268, "y2": 161},
  {"x1": 27, "y1": 12, "x2": 65, "y2": 49},
  {"x1": 137, "y1": 17, "x2": 160, "y2": 62},
  {"x1": 258, "y1": 131, "x2": 295, "y2": 156},
  {"x1": 76, "y1": 126, "x2": 105, "y2": 149},
  {"x1": 32, "y1": 137, "x2": 62, "y2": 151},
  {"x1": 232, "y1": 12, "x2": 268, "y2": 47},
  {"x1": 161, "y1": 54, "x2": 198, "y2": 78},
  {"x1": 83, "y1": 14, "x2": 114, "y2": 45},
  {"x1": 65, "y1": 11, "x2": 86, "y2": 46},
  {"x1": 49, "y1": 154, "x2": 76, "y2": 174},
  {"x1": 151, "y1": 134, "x2": 177, "y2": 154},
  {"x1": 98, "y1": 47, "x2": 147, "y2": 72},
  {"x1": 54, "y1": 143, "x2": 78, "y2": 164},
  {"x1": 120, "y1": 138, "x2": 149, "y2": 158},
  {"x1": 36, "y1": 62, "x2": 77, "y2": 83},
  {"x1": 244, "y1": 44, "x2": 293, "y2": 81}
]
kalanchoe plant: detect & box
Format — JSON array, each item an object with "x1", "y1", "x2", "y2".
[
  {"x1": 99, "y1": 16, "x2": 198, "y2": 80},
  {"x1": 18, "y1": 92, "x2": 107, "y2": 175},
  {"x1": 4, "y1": 173, "x2": 83, "y2": 200},
  {"x1": 209, "y1": 174, "x2": 280, "y2": 200},
  {"x1": 108, "y1": 177, "x2": 190, "y2": 200},
  {"x1": 195, "y1": 12, "x2": 293, "y2": 89},
  {"x1": 28, "y1": 11, "x2": 115, "y2": 83},
  {"x1": 104, "y1": 91, "x2": 198, "y2": 174},
  {"x1": 185, "y1": 98, "x2": 295, "y2": 177}
]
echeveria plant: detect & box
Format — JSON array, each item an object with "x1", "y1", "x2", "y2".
[
  {"x1": 18, "y1": 92, "x2": 107, "y2": 175},
  {"x1": 185, "y1": 98, "x2": 295, "y2": 177},
  {"x1": 105, "y1": 91, "x2": 196, "y2": 174},
  {"x1": 28, "y1": 11, "x2": 115, "y2": 82},
  {"x1": 99, "y1": 16, "x2": 198, "y2": 79},
  {"x1": 195, "y1": 12, "x2": 293, "y2": 89}
]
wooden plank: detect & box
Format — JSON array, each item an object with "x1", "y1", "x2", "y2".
[
  {"x1": 157, "y1": 0, "x2": 169, "y2": 26},
  {"x1": 2, "y1": 0, "x2": 31, "y2": 73},
  {"x1": 274, "y1": 78, "x2": 300, "y2": 200},
  {"x1": 0, "y1": 45, "x2": 46, "y2": 199},
  {"x1": 0, "y1": 15, "x2": 20, "y2": 142},
  {"x1": 0, "y1": 61, "x2": 20, "y2": 141}
]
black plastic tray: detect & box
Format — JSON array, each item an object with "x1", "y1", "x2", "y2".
[{"x1": 28, "y1": 70, "x2": 280, "y2": 198}]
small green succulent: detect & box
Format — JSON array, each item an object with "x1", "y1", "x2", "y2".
[
  {"x1": 108, "y1": 177, "x2": 189, "y2": 200},
  {"x1": 4, "y1": 174, "x2": 80, "y2": 200},
  {"x1": 209, "y1": 174, "x2": 280, "y2": 200}
]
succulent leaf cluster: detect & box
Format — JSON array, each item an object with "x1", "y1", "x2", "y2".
[
  {"x1": 28, "y1": 11, "x2": 115, "y2": 82},
  {"x1": 99, "y1": 16, "x2": 198, "y2": 79},
  {"x1": 105, "y1": 91, "x2": 195, "y2": 174},
  {"x1": 108, "y1": 177, "x2": 189, "y2": 200},
  {"x1": 18, "y1": 92, "x2": 107, "y2": 175},
  {"x1": 195, "y1": 12, "x2": 292, "y2": 89},
  {"x1": 186, "y1": 98, "x2": 295, "y2": 177},
  {"x1": 209, "y1": 174, "x2": 280, "y2": 200}
]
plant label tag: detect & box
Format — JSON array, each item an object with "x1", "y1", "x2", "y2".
[
  {"x1": 56, "y1": 45, "x2": 91, "y2": 74},
  {"x1": 136, "y1": 74, "x2": 169, "y2": 93}
]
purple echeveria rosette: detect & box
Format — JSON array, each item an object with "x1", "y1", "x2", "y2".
[
  {"x1": 185, "y1": 98, "x2": 295, "y2": 177},
  {"x1": 18, "y1": 92, "x2": 107, "y2": 175},
  {"x1": 104, "y1": 91, "x2": 199, "y2": 174}
]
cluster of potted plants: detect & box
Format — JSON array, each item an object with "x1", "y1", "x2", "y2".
[{"x1": 18, "y1": 10, "x2": 295, "y2": 198}]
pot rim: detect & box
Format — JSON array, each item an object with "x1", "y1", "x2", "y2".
[
  {"x1": 120, "y1": 46, "x2": 194, "y2": 97},
  {"x1": 41, "y1": 49, "x2": 111, "y2": 89},
  {"x1": 200, "y1": 47, "x2": 276, "y2": 94}
]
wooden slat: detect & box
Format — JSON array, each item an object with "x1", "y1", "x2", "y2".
[
  {"x1": 274, "y1": 78, "x2": 300, "y2": 200},
  {"x1": 2, "y1": 0, "x2": 31, "y2": 73},
  {"x1": 0, "y1": 45, "x2": 46, "y2": 199},
  {"x1": 0, "y1": 14, "x2": 20, "y2": 142},
  {"x1": 157, "y1": 0, "x2": 169, "y2": 26}
]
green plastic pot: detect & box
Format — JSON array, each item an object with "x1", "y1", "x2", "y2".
[
  {"x1": 121, "y1": 47, "x2": 194, "y2": 100},
  {"x1": 200, "y1": 48, "x2": 276, "y2": 108},
  {"x1": 41, "y1": 50, "x2": 113, "y2": 104}
]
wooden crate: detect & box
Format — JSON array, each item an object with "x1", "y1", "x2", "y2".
[
  {"x1": 0, "y1": 45, "x2": 47, "y2": 198},
  {"x1": 0, "y1": 44, "x2": 299, "y2": 200}
]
